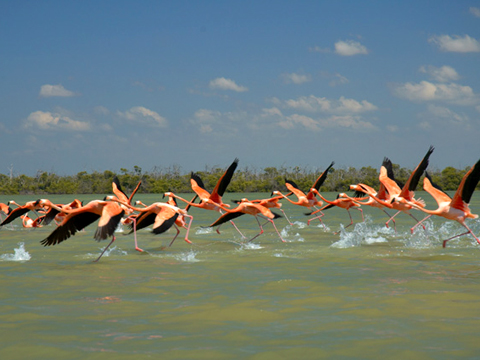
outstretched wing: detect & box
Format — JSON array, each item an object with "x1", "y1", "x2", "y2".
[
  {"x1": 312, "y1": 161, "x2": 334, "y2": 191},
  {"x1": 210, "y1": 158, "x2": 239, "y2": 203}
]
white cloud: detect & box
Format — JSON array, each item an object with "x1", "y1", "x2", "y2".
[
  {"x1": 470, "y1": 7, "x2": 480, "y2": 18},
  {"x1": 426, "y1": 104, "x2": 468, "y2": 123},
  {"x1": 259, "y1": 106, "x2": 376, "y2": 132},
  {"x1": 392, "y1": 80, "x2": 478, "y2": 105},
  {"x1": 334, "y1": 40, "x2": 368, "y2": 56},
  {"x1": 419, "y1": 65, "x2": 459, "y2": 82},
  {"x1": 39, "y1": 84, "x2": 76, "y2": 97},
  {"x1": 261, "y1": 107, "x2": 283, "y2": 117},
  {"x1": 118, "y1": 106, "x2": 167, "y2": 127},
  {"x1": 320, "y1": 115, "x2": 377, "y2": 131},
  {"x1": 418, "y1": 121, "x2": 431, "y2": 130},
  {"x1": 209, "y1": 77, "x2": 248, "y2": 92},
  {"x1": 282, "y1": 95, "x2": 377, "y2": 114},
  {"x1": 308, "y1": 45, "x2": 331, "y2": 53},
  {"x1": 192, "y1": 109, "x2": 221, "y2": 133},
  {"x1": 329, "y1": 73, "x2": 349, "y2": 87},
  {"x1": 282, "y1": 72, "x2": 312, "y2": 84},
  {"x1": 429, "y1": 34, "x2": 480, "y2": 53},
  {"x1": 282, "y1": 114, "x2": 322, "y2": 131},
  {"x1": 25, "y1": 111, "x2": 90, "y2": 131}
]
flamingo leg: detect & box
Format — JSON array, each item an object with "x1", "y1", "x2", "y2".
[
  {"x1": 408, "y1": 213, "x2": 426, "y2": 231},
  {"x1": 382, "y1": 209, "x2": 396, "y2": 233},
  {"x1": 94, "y1": 236, "x2": 116, "y2": 262},
  {"x1": 183, "y1": 214, "x2": 194, "y2": 244},
  {"x1": 443, "y1": 223, "x2": 480, "y2": 248},
  {"x1": 280, "y1": 209, "x2": 294, "y2": 226},
  {"x1": 130, "y1": 216, "x2": 144, "y2": 253},
  {"x1": 344, "y1": 209, "x2": 354, "y2": 229},
  {"x1": 442, "y1": 230, "x2": 471, "y2": 248},
  {"x1": 248, "y1": 216, "x2": 265, "y2": 242},
  {"x1": 267, "y1": 218, "x2": 286, "y2": 243},
  {"x1": 307, "y1": 212, "x2": 326, "y2": 229},
  {"x1": 385, "y1": 210, "x2": 401, "y2": 228},
  {"x1": 411, "y1": 214, "x2": 432, "y2": 234},
  {"x1": 168, "y1": 224, "x2": 181, "y2": 247},
  {"x1": 333, "y1": 209, "x2": 354, "y2": 235},
  {"x1": 356, "y1": 208, "x2": 364, "y2": 222},
  {"x1": 229, "y1": 219, "x2": 246, "y2": 239}
]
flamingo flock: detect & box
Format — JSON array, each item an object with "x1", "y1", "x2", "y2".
[{"x1": 1, "y1": 147, "x2": 480, "y2": 262}]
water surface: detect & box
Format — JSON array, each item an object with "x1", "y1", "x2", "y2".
[{"x1": 1, "y1": 192, "x2": 480, "y2": 359}]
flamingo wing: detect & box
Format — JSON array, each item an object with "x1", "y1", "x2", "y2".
[
  {"x1": 400, "y1": 146, "x2": 434, "y2": 201},
  {"x1": 128, "y1": 180, "x2": 142, "y2": 204},
  {"x1": 42, "y1": 206, "x2": 62, "y2": 226},
  {"x1": 209, "y1": 211, "x2": 245, "y2": 227},
  {"x1": 0, "y1": 206, "x2": 31, "y2": 226},
  {"x1": 190, "y1": 173, "x2": 211, "y2": 199},
  {"x1": 451, "y1": 159, "x2": 480, "y2": 210},
  {"x1": 423, "y1": 172, "x2": 451, "y2": 207},
  {"x1": 95, "y1": 203, "x2": 124, "y2": 240},
  {"x1": 379, "y1": 166, "x2": 401, "y2": 197},
  {"x1": 41, "y1": 211, "x2": 100, "y2": 246},
  {"x1": 210, "y1": 158, "x2": 238, "y2": 203},
  {"x1": 285, "y1": 179, "x2": 306, "y2": 199},
  {"x1": 129, "y1": 211, "x2": 157, "y2": 232},
  {"x1": 152, "y1": 207, "x2": 179, "y2": 234},
  {"x1": 312, "y1": 161, "x2": 335, "y2": 191},
  {"x1": 112, "y1": 176, "x2": 129, "y2": 203}
]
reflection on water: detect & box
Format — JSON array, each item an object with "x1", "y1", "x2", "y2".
[{"x1": 1, "y1": 192, "x2": 480, "y2": 359}]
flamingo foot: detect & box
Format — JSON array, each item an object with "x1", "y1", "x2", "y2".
[{"x1": 135, "y1": 247, "x2": 144, "y2": 252}]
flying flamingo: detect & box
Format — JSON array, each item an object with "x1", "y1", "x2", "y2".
[
  {"x1": 166, "y1": 158, "x2": 244, "y2": 237},
  {"x1": 410, "y1": 161, "x2": 480, "y2": 247},
  {"x1": 0, "y1": 199, "x2": 49, "y2": 226},
  {"x1": 209, "y1": 199, "x2": 285, "y2": 243},
  {"x1": 308, "y1": 189, "x2": 364, "y2": 231},
  {"x1": 41, "y1": 199, "x2": 83, "y2": 226},
  {"x1": 107, "y1": 198, "x2": 194, "y2": 251},
  {"x1": 364, "y1": 146, "x2": 434, "y2": 229},
  {"x1": 109, "y1": 176, "x2": 142, "y2": 225},
  {"x1": 272, "y1": 161, "x2": 334, "y2": 227},
  {"x1": 231, "y1": 194, "x2": 292, "y2": 224},
  {"x1": 346, "y1": 182, "x2": 398, "y2": 231},
  {"x1": 39, "y1": 199, "x2": 125, "y2": 262}
]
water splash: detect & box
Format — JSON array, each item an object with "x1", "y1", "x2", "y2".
[
  {"x1": 0, "y1": 242, "x2": 31, "y2": 261},
  {"x1": 240, "y1": 242, "x2": 263, "y2": 250},
  {"x1": 331, "y1": 220, "x2": 392, "y2": 248},
  {"x1": 174, "y1": 250, "x2": 200, "y2": 262},
  {"x1": 196, "y1": 227, "x2": 214, "y2": 235},
  {"x1": 292, "y1": 221, "x2": 307, "y2": 229},
  {"x1": 280, "y1": 227, "x2": 304, "y2": 242},
  {"x1": 408, "y1": 220, "x2": 480, "y2": 249}
]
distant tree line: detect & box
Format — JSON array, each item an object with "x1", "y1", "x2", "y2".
[{"x1": 0, "y1": 164, "x2": 475, "y2": 195}]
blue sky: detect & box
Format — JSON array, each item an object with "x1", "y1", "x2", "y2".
[{"x1": 1, "y1": 1, "x2": 479, "y2": 176}]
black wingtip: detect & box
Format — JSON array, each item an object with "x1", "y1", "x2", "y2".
[
  {"x1": 271, "y1": 211, "x2": 282, "y2": 219},
  {"x1": 462, "y1": 159, "x2": 480, "y2": 204}
]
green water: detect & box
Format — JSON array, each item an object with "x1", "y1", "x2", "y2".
[{"x1": 1, "y1": 192, "x2": 480, "y2": 359}]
